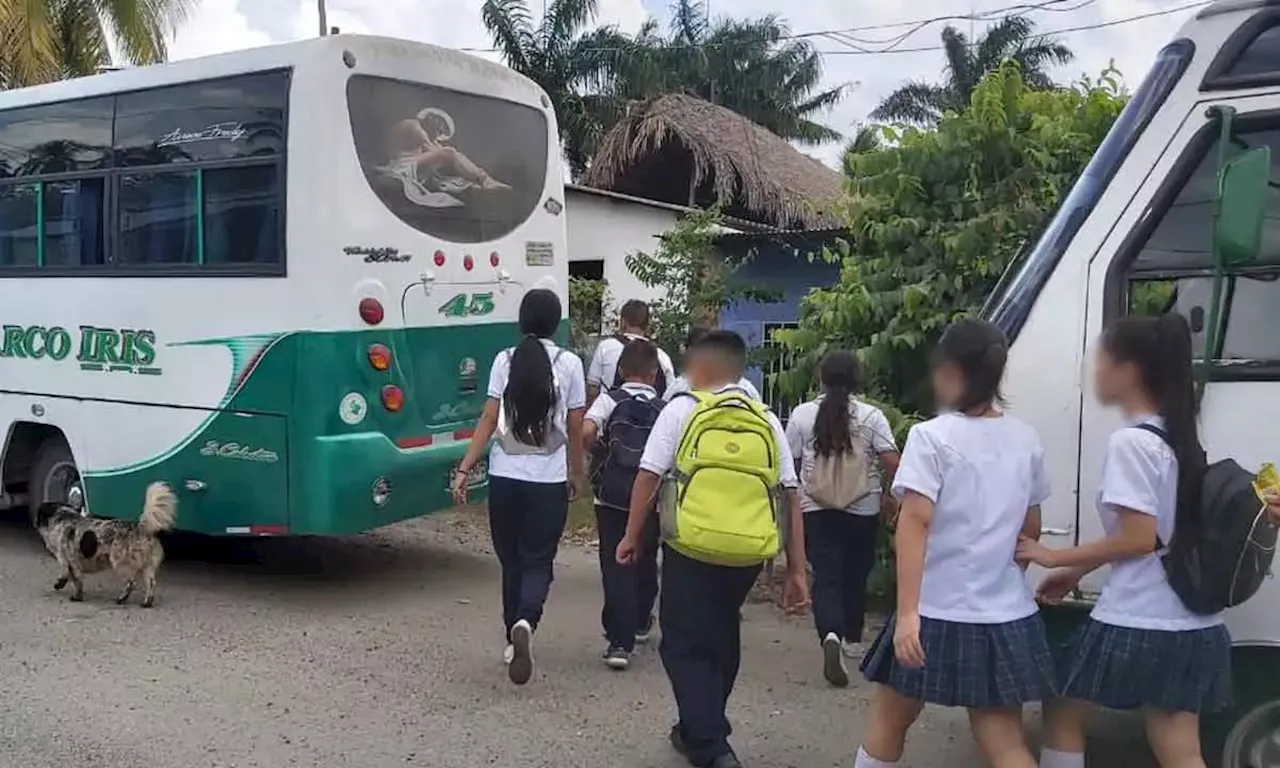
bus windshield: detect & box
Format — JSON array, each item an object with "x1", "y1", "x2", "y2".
[{"x1": 981, "y1": 39, "x2": 1195, "y2": 340}]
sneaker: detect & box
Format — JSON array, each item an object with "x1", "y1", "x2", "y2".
[
  {"x1": 710, "y1": 754, "x2": 744, "y2": 768},
  {"x1": 502, "y1": 643, "x2": 515, "y2": 666},
  {"x1": 635, "y1": 615, "x2": 656, "y2": 645},
  {"x1": 508, "y1": 619, "x2": 535, "y2": 685},
  {"x1": 822, "y1": 632, "x2": 850, "y2": 688},
  {"x1": 841, "y1": 640, "x2": 864, "y2": 659},
  {"x1": 603, "y1": 645, "x2": 631, "y2": 670}
]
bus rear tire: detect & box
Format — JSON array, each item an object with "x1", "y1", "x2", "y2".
[
  {"x1": 27, "y1": 436, "x2": 82, "y2": 525},
  {"x1": 1204, "y1": 647, "x2": 1280, "y2": 768}
]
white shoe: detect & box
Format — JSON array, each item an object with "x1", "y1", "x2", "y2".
[
  {"x1": 822, "y1": 632, "x2": 850, "y2": 688},
  {"x1": 842, "y1": 640, "x2": 865, "y2": 659},
  {"x1": 509, "y1": 620, "x2": 535, "y2": 685},
  {"x1": 502, "y1": 644, "x2": 515, "y2": 665}
]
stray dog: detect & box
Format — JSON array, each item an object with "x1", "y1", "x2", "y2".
[{"x1": 34, "y1": 482, "x2": 177, "y2": 607}]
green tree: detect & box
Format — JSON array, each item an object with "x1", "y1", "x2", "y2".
[
  {"x1": 481, "y1": 0, "x2": 639, "y2": 177},
  {"x1": 776, "y1": 63, "x2": 1127, "y2": 415},
  {"x1": 872, "y1": 15, "x2": 1073, "y2": 126},
  {"x1": 840, "y1": 123, "x2": 882, "y2": 177},
  {"x1": 0, "y1": 0, "x2": 195, "y2": 87}
]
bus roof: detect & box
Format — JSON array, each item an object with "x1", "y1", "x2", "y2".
[
  {"x1": 1199, "y1": 0, "x2": 1280, "y2": 20},
  {"x1": 0, "y1": 34, "x2": 546, "y2": 111}
]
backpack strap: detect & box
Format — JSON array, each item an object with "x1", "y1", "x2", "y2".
[{"x1": 1130, "y1": 423, "x2": 1171, "y2": 552}]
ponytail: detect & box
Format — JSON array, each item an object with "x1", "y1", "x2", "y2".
[
  {"x1": 814, "y1": 351, "x2": 860, "y2": 456},
  {"x1": 505, "y1": 289, "x2": 562, "y2": 447}
]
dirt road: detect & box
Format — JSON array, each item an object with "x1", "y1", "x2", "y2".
[{"x1": 0, "y1": 510, "x2": 1152, "y2": 767}]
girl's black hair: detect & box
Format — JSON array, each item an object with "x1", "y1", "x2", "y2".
[
  {"x1": 933, "y1": 319, "x2": 1008, "y2": 415},
  {"x1": 505, "y1": 289, "x2": 562, "y2": 446},
  {"x1": 1101, "y1": 313, "x2": 1205, "y2": 551},
  {"x1": 814, "y1": 351, "x2": 863, "y2": 456}
]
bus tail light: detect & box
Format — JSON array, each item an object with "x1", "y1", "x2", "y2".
[
  {"x1": 463, "y1": 254, "x2": 474, "y2": 271},
  {"x1": 358, "y1": 298, "x2": 384, "y2": 325},
  {"x1": 434, "y1": 251, "x2": 445, "y2": 266},
  {"x1": 368, "y1": 344, "x2": 391, "y2": 371},
  {"x1": 490, "y1": 251, "x2": 500, "y2": 267},
  {"x1": 381, "y1": 384, "x2": 404, "y2": 412}
]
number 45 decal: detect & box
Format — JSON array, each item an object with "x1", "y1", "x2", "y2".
[{"x1": 438, "y1": 292, "x2": 495, "y2": 318}]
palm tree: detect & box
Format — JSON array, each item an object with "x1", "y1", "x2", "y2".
[
  {"x1": 481, "y1": 0, "x2": 638, "y2": 177},
  {"x1": 0, "y1": 0, "x2": 195, "y2": 87},
  {"x1": 841, "y1": 123, "x2": 881, "y2": 177},
  {"x1": 872, "y1": 15, "x2": 1072, "y2": 125}
]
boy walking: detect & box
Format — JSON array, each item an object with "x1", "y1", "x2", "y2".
[
  {"x1": 584, "y1": 339, "x2": 664, "y2": 670},
  {"x1": 617, "y1": 330, "x2": 808, "y2": 768}
]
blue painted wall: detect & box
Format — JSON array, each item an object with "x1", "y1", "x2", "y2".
[{"x1": 716, "y1": 233, "x2": 845, "y2": 398}]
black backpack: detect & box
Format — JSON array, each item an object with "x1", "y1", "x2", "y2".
[
  {"x1": 610, "y1": 334, "x2": 668, "y2": 397},
  {"x1": 590, "y1": 387, "x2": 663, "y2": 510},
  {"x1": 1135, "y1": 424, "x2": 1277, "y2": 614}
]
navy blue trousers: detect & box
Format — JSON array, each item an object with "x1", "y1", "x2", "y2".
[{"x1": 487, "y1": 475, "x2": 568, "y2": 640}]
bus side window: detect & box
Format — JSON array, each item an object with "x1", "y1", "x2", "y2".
[{"x1": 1125, "y1": 124, "x2": 1280, "y2": 367}]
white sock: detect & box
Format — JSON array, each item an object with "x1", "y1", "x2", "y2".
[
  {"x1": 854, "y1": 747, "x2": 898, "y2": 768},
  {"x1": 1039, "y1": 748, "x2": 1085, "y2": 768}
]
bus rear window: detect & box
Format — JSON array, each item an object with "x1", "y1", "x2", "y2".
[{"x1": 346, "y1": 76, "x2": 549, "y2": 245}]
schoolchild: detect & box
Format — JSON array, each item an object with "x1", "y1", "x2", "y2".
[
  {"x1": 664, "y1": 326, "x2": 762, "y2": 402},
  {"x1": 587, "y1": 299, "x2": 676, "y2": 403},
  {"x1": 617, "y1": 330, "x2": 808, "y2": 768},
  {"x1": 784, "y1": 350, "x2": 900, "y2": 687},
  {"x1": 584, "y1": 338, "x2": 664, "y2": 670},
  {"x1": 451, "y1": 288, "x2": 586, "y2": 687},
  {"x1": 1017, "y1": 314, "x2": 1230, "y2": 768},
  {"x1": 855, "y1": 319, "x2": 1056, "y2": 768}
]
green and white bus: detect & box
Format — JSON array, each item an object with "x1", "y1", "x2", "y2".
[{"x1": 0, "y1": 35, "x2": 567, "y2": 536}]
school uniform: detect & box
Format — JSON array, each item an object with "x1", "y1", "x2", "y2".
[
  {"x1": 664, "y1": 374, "x2": 761, "y2": 402},
  {"x1": 859, "y1": 412, "x2": 1057, "y2": 708},
  {"x1": 785, "y1": 396, "x2": 897, "y2": 646},
  {"x1": 588, "y1": 333, "x2": 676, "y2": 393},
  {"x1": 586, "y1": 383, "x2": 662, "y2": 652},
  {"x1": 640, "y1": 384, "x2": 799, "y2": 767},
  {"x1": 1056, "y1": 417, "x2": 1232, "y2": 713},
  {"x1": 485, "y1": 340, "x2": 586, "y2": 642}
]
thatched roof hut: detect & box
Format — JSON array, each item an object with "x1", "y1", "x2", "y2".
[{"x1": 582, "y1": 94, "x2": 844, "y2": 230}]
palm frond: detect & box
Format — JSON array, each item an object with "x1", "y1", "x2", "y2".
[
  {"x1": 668, "y1": 0, "x2": 706, "y2": 45},
  {"x1": 871, "y1": 81, "x2": 947, "y2": 125},
  {"x1": 541, "y1": 0, "x2": 598, "y2": 56},
  {"x1": 96, "y1": 0, "x2": 196, "y2": 64},
  {"x1": 1, "y1": 0, "x2": 59, "y2": 85},
  {"x1": 974, "y1": 15, "x2": 1036, "y2": 70},
  {"x1": 940, "y1": 26, "x2": 973, "y2": 94},
  {"x1": 481, "y1": 0, "x2": 536, "y2": 73}
]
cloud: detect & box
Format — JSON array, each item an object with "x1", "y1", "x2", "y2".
[{"x1": 168, "y1": 0, "x2": 1204, "y2": 167}]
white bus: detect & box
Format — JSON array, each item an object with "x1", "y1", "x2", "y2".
[
  {"x1": 0, "y1": 35, "x2": 568, "y2": 536},
  {"x1": 983, "y1": 0, "x2": 1280, "y2": 762}
]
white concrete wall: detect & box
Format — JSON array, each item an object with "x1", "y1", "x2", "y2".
[{"x1": 564, "y1": 188, "x2": 678, "y2": 315}]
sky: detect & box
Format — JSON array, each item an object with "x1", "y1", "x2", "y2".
[{"x1": 167, "y1": 0, "x2": 1206, "y2": 168}]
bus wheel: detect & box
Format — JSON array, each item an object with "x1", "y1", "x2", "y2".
[
  {"x1": 27, "y1": 436, "x2": 83, "y2": 525},
  {"x1": 1206, "y1": 647, "x2": 1280, "y2": 768}
]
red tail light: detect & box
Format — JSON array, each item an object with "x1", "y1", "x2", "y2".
[
  {"x1": 489, "y1": 251, "x2": 500, "y2": 267},
  {"x1": 368, "y1": 344, "x2": 391, "y2": 371},
  {"x1": 381, "y1": 384, "x2": 404, "y2": 411},
  {"x1": 358, "y1": 298, "x2": 384, "y2": 325},
  {"x1": 463, "y1": 254, "x2": 474, "y2": 271},
  {"x1": 434, "y1": 250, "x2": 445, "y2": 266}
]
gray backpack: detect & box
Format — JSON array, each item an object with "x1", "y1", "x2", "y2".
[
  {"x1": 802, "y1": 405, "x2": 870, "y2": 509},
  {"x1": 496, "y1": 347, "x2": 567, "y2": 455}
]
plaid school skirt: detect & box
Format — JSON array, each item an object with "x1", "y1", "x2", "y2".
[
  {"x1": 1058, "y1": 618, "x2": 1232, "y2": 714},
  {"x1": 860, "y1": 612, "x2": 1057, "y2": 708}
]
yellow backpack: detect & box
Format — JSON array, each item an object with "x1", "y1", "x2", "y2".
[{"x1": 658, "y1": 391, "x2": 783, "y2": 566}]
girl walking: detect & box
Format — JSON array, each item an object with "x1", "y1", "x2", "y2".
[
  {"x1": 855, "y1": 319, "x2": 1056, "y2": 768},
  {"x1": 452, "y1": 288, "x2": 587, "y2": 686},
  {"x1": 1016, "y1": 314, "x2": 1230, "y2": 768},
  {"x1": 785, "y1": 351, "x2": 900, "y2": 688}
]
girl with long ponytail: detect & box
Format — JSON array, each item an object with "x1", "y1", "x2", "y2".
[
  {"x1": 785, "y1": 351, "x2": 901, "y2": 688},
  {"x1": 451, "y1": 288, "x2": 587, "y2": 687},
  {"x1": 1018, "y1": 313, "x2": 1230, "y2": 768}
]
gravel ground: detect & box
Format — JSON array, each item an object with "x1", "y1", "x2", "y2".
[{"x1": 0, "y1": 509, "x2": 1155, "y2": 768}]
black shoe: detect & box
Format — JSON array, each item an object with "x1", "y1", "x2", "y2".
[
  {"x1": 669, "y1": 724, "x2": 689, "y2": 757},
  {"x1": 709, "y1": 754, "x2": 743, "y2": 768},
  {"x1": 821, "y1": 632, "x2": 850, "y2": 688},
  {"x1": 603, "y1": 645, "x2": 631, "y2": 670}
]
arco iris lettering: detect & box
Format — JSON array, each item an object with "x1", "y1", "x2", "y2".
[{"x1": 0, "y1": 325, "x2": 161, "y2": 375}]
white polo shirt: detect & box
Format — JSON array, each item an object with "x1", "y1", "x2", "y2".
[
  {"x1": 587, "y1": 334, "x2": 676, "y2": 392},
  {"x1": 892, "y1": 412, "x2": 1050, "y2": 624},
  {"x1": 486, "y1": 340, "x2": 586, "y2": 483},
  {"x1": 639, "y1": 385, "x2": 798, "y2": 488},
  {"x1": 1090, "y1": 417, "x2": 1224, "y2": 631},
  {"x1": 785, "y1": 396, "x2": 898, "y2": 515},
  {"x1": 664, "y1": 374, "x2": 761, "y2": 402}
]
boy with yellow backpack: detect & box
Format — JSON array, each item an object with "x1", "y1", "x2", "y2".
[{"x1": 616, "y1": 330, "x2": 808, "y2": 768}]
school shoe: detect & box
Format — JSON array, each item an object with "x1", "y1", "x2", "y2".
[
  {"x1": 509, "y1": 620, "x2": 535, "y2": 685},
  {"x1": 842, "y1": 640, "x2": 864, "y2": 659},
  {"x1": 669, "y1": 725, "x2": 690, "y2": 758},
  {"x1": 604, "y1": 645, "x2": 631, "y2": 670},
  {"x1": 635, "y1": 615, "x2": 656, "y2": 645},
  {"x1": 502, "y1": 644, "x2": 515, "y2": 665},
  {"x1": 822, "y1": 632, "x2": 850, "y2": 688},
  {"x1": 709, "y1": 754, "x2": 744, "y2": 768}
]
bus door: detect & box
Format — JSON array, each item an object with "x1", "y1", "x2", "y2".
[{"x1": 1077, "y1": 92, "x2": 1280, "y2": 637}]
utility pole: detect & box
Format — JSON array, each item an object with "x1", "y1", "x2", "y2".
[{"x1": 318, "y1": 0, "x2": 328, "y2": 36}]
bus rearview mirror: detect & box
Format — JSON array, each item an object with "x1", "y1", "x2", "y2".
[{"x1": 1216, "y1": 145, "x2": 1271, "y2": 266}]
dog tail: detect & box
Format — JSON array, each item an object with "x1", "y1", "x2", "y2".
[{"x1": 140, "y1": 482, "x2": 177, "y2": 535}]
